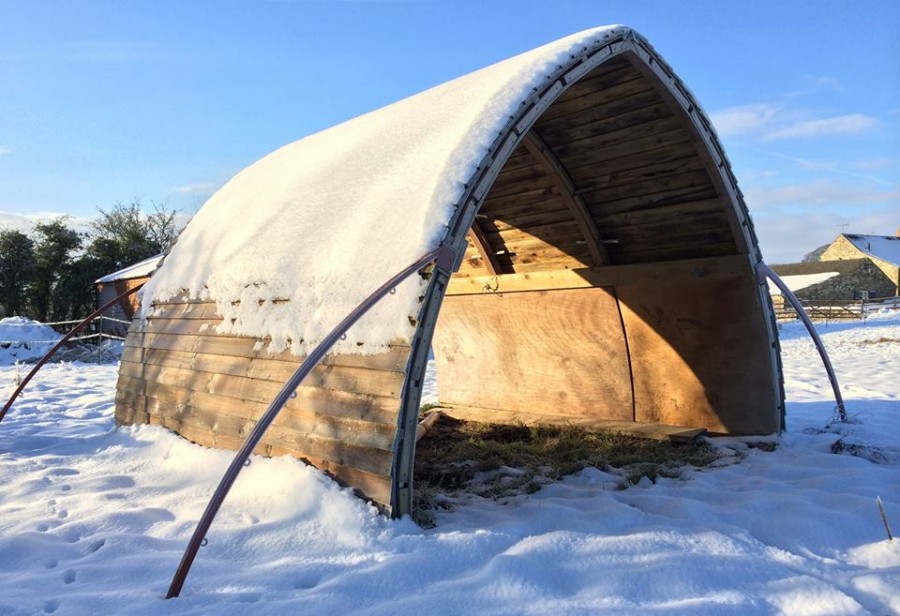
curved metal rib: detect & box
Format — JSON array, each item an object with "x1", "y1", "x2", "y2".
[
  {"x1": 166, "y1": 244, "x2": 456, "y2": 599},
  {"x1": 759, "y1": 262, "x2": 846, "y2": 421},
  {"x1": 0, "y1": 282, "x2": 146, "y2": 424}
]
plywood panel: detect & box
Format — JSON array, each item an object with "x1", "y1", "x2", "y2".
[
  {"x1": 433, "y1": 287, "x2": 633, "y2": 422},
  {"x1": 618, "y1": 274, "x2": 780, "y2": 435}
]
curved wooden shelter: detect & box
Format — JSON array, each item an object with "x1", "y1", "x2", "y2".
[{"x1": 116, "y1": 27, "x2": 784, "y2": 517}]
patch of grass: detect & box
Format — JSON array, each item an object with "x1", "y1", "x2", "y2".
[{"x1": 412, "y1": 414, "x2": 720, "y2": 525}]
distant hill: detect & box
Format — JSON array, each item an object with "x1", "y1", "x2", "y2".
[
  {"x1": 801, "y1": 244, "x2": 828, "y2": 263},
  {"x1": 0, "y1": 211, "x2": 93, "y2": 235}
]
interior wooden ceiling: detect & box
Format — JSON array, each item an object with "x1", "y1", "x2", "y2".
[{"x1": 457, "y1": 55, "x2": 738, "y2": 277}]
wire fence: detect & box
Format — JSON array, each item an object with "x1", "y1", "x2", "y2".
[{"x1": 0, "y1": 316, "x2": 133, "y2": 347}]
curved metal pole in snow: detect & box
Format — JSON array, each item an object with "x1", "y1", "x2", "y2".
[
  {"x1": 0, "y1": 282, "x2": 146, "y2": 425},
  {"x1": 166, "y1": 244, "x2": 456, "y2": 599},
  {"x1": 758, "y1": 262, "x2": 846, "y2": 421}
]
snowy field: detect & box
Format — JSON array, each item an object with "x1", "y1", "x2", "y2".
[{"x1": 0, "y1": 314, "x2": 898, "y2": 615}]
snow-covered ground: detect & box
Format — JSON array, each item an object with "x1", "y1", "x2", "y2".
[{"x1": 0, "y1": 315, "x2": 898, "y2": 615}]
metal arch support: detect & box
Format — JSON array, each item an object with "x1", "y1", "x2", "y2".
[
  {"x1": 166, "y1": 244, "x2": 456, "y2": 599},
  {"x1": 758, "y1": 262, "x2": 847, "y2": 421},
  {"x1": 389, "y1": 264, "x2": 452, "y2": 516},
  {"x1": 0, "y1": 282, "x2": 147, "y2": 425}
]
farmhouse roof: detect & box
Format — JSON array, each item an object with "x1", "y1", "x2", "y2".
[
  {"x1": 842, "y1": 234, "x2": 900, "y2": 267},
  {"x1": 771, "y1": 259, "x2": 868, "y2": 277},
  {"x1": 94, "y1": 254, "x2": 163, "y2": 284}
]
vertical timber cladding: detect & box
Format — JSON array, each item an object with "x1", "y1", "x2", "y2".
[{"x1": 114, "y1": 297, "x2": 411, "y2": 508}]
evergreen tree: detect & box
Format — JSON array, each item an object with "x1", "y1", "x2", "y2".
[
  {"x1": 0, "y1": 229, "x2": 36, "y2": 317},
  {"x1": 31, "y1": 218, "x2": 83, "y2": 321}
]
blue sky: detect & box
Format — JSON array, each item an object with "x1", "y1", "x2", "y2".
[{"x1": 1, "y1": 0, "x2": 897, "y2": 263}]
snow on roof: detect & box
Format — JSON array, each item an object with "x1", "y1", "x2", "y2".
[
  {"x1": 767, "y1": 272, "x2": 841, "y2": 296},
  {"x1": 141, "y1": 26, "x2": 631, "y2": 355},
  {"x1": 844, "y1": 234, "x2": 900, "y2": 266},
  {"x1": 94, "y1": 254, "x2": 164, "y2": 284}
]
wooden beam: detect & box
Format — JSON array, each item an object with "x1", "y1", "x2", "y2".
[
  {"x1": 434, "y1": 405, "x2": 706, "y2": 443},
  {"x1": 521, "y1": 130, "x2": 610, "y2": 266},
  {"x1": 447, "y1": 254, "x2": 753, "y2": 296},
  {"x1": 466, "y1": 220, "x2": 502, "y2": 275}
]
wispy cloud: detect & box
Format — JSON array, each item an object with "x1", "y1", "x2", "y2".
[
  {"x1": 171, "y1": 182, "x2": 219, "y2": 195},
  {"x1": 708, "y1": 103, "x2": 781, "y2": 138},
  {"x1": 853, "y1": 157, "x2": 899, "y2": 172},
  {"x1": 0, "y1": 146, "x2": 10, "y2": 156},
  {"x1": 741, "y1": 147, "x2": 895, "y2": 186},
  {"x1": 795, "y1": 75, "x2": 844, "y2": 95},
  {"x1": 710, "y1": 105, "x2": 878, "y2": 141},
  {"x1": 744, "y1": 180, "x2": 900, "y2": 211},
  {"x1": 762, "y1": 114, "x2": 877, "y2": 140}
]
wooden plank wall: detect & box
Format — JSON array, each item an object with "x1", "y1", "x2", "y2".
[
  {"x1": 439, "y1": 256, "x2": 780, "y2": 435},
  {"x1": 115, "y1": 299, "x2": 409, "y2": 508}
]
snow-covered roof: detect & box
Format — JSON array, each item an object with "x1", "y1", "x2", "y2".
[
  {"x1": 94, "y1": 254, "x2": 164, "y2": 284},
  {"x1": 843, "y1": 234, "x2": 900, "y2": 266},
  {"x1": 768, "y1": 259, "x2": 868, "y2": 295},
  {"x1": 767, "y1": 272, "x2": 841, "y2": 296},
  {"x1": 141, "y1": 26, "x2": 632, "y2": 355}
]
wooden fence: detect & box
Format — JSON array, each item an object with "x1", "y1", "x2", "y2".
[{"x1": 773, "y1": 299, "x2": 882, "y2": 323}]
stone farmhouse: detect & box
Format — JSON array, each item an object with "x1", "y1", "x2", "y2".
[{"x1": 770, "y1": 231, "x2": 900, "y2": 303}]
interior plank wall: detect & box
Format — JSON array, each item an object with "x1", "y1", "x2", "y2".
[{"x1": 115, "y1": 299, "x2": 410, "y2": 508}]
